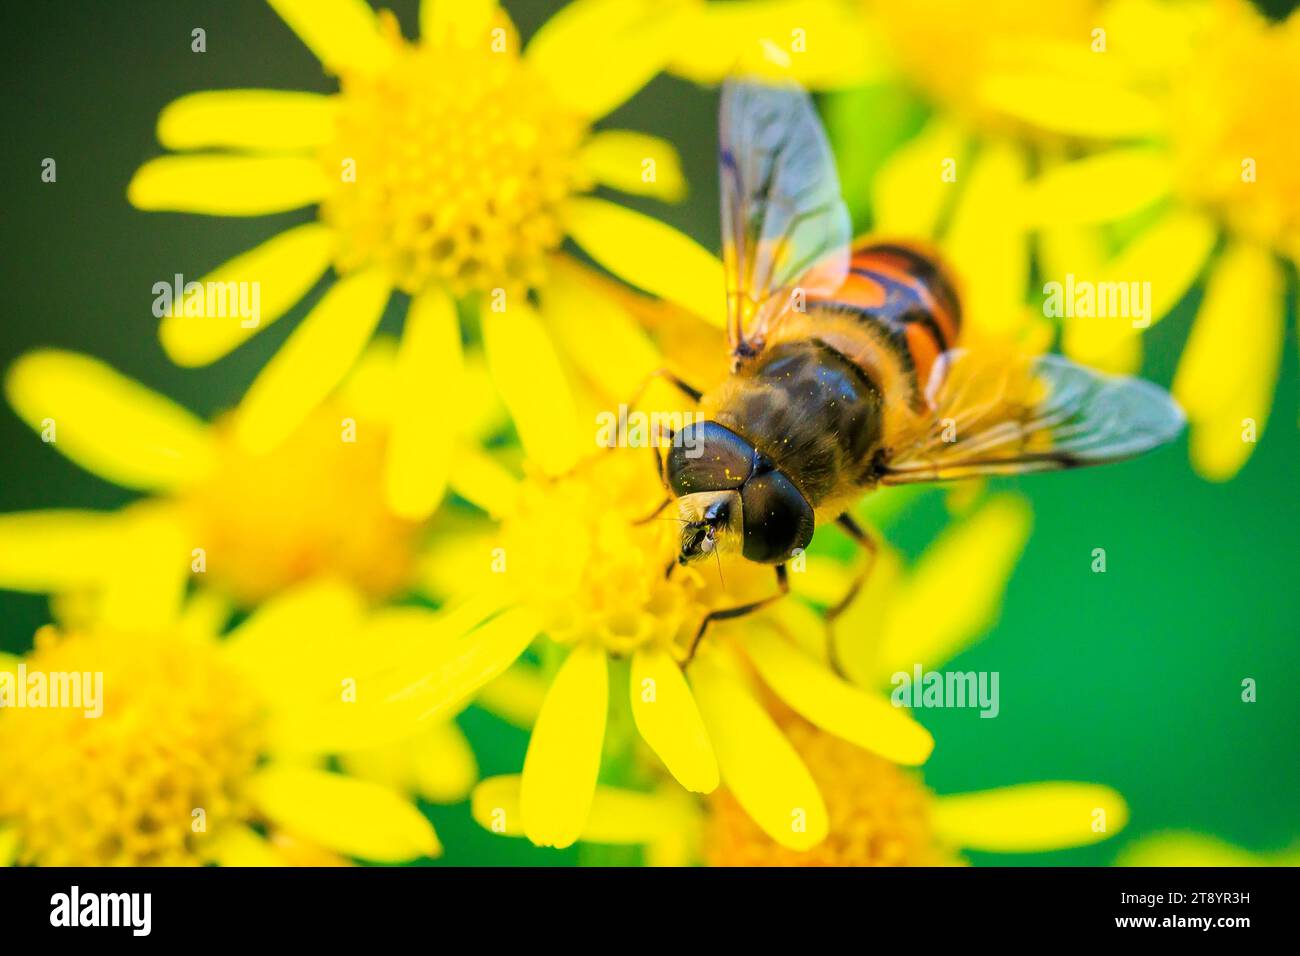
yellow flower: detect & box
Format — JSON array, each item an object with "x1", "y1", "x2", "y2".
[
  {"x1": 431, "y1": 382, "x2": 1034, "y2": 851},
  {"x1": 1117, "y1": 831, "x2": 1300, "y2": 867},
  {"x1": 0, "y1": 582, "x2": 465, "y2": 866},
  {"x1": 0, "y1": 343, "x2": 503, "y2": 612},
  {"x1": 127, "y1": 0, "x2": 725, "y2": 517},
  {"x1": 846, "y1": 0, "x2": 1127, "y2": 349},
  {"x1": 1009, "y1": 0, "x2": 1298, "y2": 480},
  {"x1": 471, "y1": 717, "x2": 1126, "y2": 866},
  {"x1": 406, "y1": 447, "x2": 938, "y2": 852}
]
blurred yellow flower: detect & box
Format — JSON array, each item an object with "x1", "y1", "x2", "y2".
[
  {"x1": 849, "y1": 0, "x2": 1119, "y2": 349},
  {"x1": 0, "y1": 582, "x2": 459, "y2": 866},
  {"x1": 0, "y1": 343, "x2": 502, "y2": 613},
  {"x1": 1010, "y1": 0, "x2": 1299, "y2": 480},
  {"x1": 127, "y1": 0, "x2": 724, "y2": 517}
]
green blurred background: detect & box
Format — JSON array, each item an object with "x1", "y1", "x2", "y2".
[{"x1": 1, "y1": 1, "x2": 1296, "y2": 866}]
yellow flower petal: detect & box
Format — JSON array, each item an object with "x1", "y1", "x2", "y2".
[
  {"x1": 744, "y1": 624, "x2": 934, "y2": 766},
  {"x1": 419, "y1": 0, "x2": 498, "y2": 47},
  {"x1": 668, "y1": 0, "x2": 884, "y2": 89},
  {"x1": 525, "y1": 0, "x2": 685, "y2": 118},
  {"x1": 235, "y1": 267, "x2": 391, "y2": 454},
  {"x1": 1057, "y1": 209, "x2": 1216, "y2": 374},
  {"x1": 871, "y1": 495, "x2": 1032, "y2": 683},
  {"x1": 690, "y1": 652, "x2": 827, "y2": 850},
  {"x1": 931, "y1": 782, "x2": 1128, "y2": 852},
  {"x1": 0, "y1": 510, "x2": 124, "y2": 592},
  {"x1": 580, "y1": 130, "x2": 685, "y2": 202},
  {"x1": 944, "y1": 140, "x2": 1031, "y2": 339},
  {"x1": 341, "y1": 721, "x2": 478, "y2": 804},
  {"x1": 1018, "y1": 148, "x2": 1173, "y2": 228},
  {"x1": 1103, "y1": 208, "x2": 1217, "y2": 325},
  {"x1": 248, "y1": 765, "x2": 440, "y2": 862},
  {"x1": 1117, "y1": 832, "x2": 1282, "y2": 867},
  {"x1": 265, "y1": 600, "x2": 502, "y2": 754},
  {"x1": 388, "y1": 605, "x2": 539, "y2": 726},
  {"x1": 474, "y1": 775, "x2": 697, "y2": 844},
  {"x1": 630, "y1": 645, "x2": 719, "y2": 793},
  {"x1": 565, "y1": 197, "x2": 726, "y2": 327},
  {"x1": 541, "y1": 259, "x2": 661, "y2": 400},
  {"x1": 978, "y1": 73, "x2": 1164, "y2": 140},
  {"x1": 786, "y1": 549, "x2": 853, "y2": 607},
  {"x1": 385, "y1": 286, "x2": 462, "y2": 519},
  {"x1": 829, "y1": 544, "x2": 905, "y2": 685},
  {"x1": 521, "y1": 642, "x2": 608, "y2": 848},
  {"x1": 223, "y1": 580, "x2": 368, "y2": 701},
  {"x1": 1042, "y1": 223, "x2": 1134, "y2": 373},
  {"x1": 157, "y1": 90, "x2": 337, "y2": 152},
  {"x1": 416, "y1": 524, "x2": 504, "y2": 604},
  {"x1": 1173, "y1": 243, "x2": 1284, "y2": 481},
  {"x1": 408, "y1": 721, "x2": 479, "y2": 803},
  {"x1": 481, "y1": 300, "x2": 581, "y2": 475},
  {"x1": 267, "y1": 0, "x2": 390, "y2": 74},
  {"x1": 448, "y1": 447, "x2": 522, "y2": 518},
  {"x1": 127, "y1": 155, "x2": 328, "y2": 216},
  {"x1": 872, "y1": 116, "x2": 968, "y2": 237},
  {"x1": 158, "y1": 223, "x2": 335, "y2": 367},
  {"x1": 5, "y1": 350, "x2": 213, "y2": 491},
  {"x1": 774, "y1": 583, "x2": 839, "y2": 661},
  {"x1": 203, "y1": 824, "x2": 286, "y2": 867},
  {"x1": 475, "y1": 662, "x2": 548, "y2": 729},
  {"x1": 558, "y1": 784, "x2": 695, "y2": 844},
  {"x1": 472, "y1": 775, "x2": 527, "y2": 836},
  {"x1": 96, "y1": 504, "x2": 190, "y2": 632}
]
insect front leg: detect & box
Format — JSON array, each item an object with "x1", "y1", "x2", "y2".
[
  {"x1": 681, "y1": 563, "x2": 789, "y2": 667},
  {"x1": 824, "y1": 513, "x2": 879, "y2": 680},
  {"x1": 624, "y1": 367, "x2": 703, "y2": 407},
  {"x1": 617, "y1": 368, "x2": 702, "y2": 519}
]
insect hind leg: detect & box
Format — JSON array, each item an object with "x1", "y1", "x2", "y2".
[{"x1": 825, "y1": 513, "x2": 879, "y2": 680}]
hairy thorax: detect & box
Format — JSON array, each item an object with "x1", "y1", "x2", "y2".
[{"x1": 700, "y1": 339, "x2": 884, "y2": 513}]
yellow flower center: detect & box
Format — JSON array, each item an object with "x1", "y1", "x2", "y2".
[
  {"x1": 704, "y1": 718, "x2": 960, "y2": 866},
  {"x1": 1168, "y1": 2, "x2": 1300, "y2": 253},
  {"x1": 319, "y1": 14, "x2": 589, "y2": 296},
  {"x1": 867, "y1": 0, "x2": 1098, "y2": 129},
  {"x1": 175, "y1": 403, "x2": 421, "y2": 605},
  {"x1": 500, "y1": 451, "x2": 767, "y2": 658},
  {"x1": 0, "y1": 627, "x2": 263, "y2": 866}
]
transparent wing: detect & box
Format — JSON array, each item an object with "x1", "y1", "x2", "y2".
[
  {"x1": 881, "y1": 350, "x2": 1186, "y2": 484},
  {"x1": 719, "y1": 79, "x2": 851, "y2": 360}
]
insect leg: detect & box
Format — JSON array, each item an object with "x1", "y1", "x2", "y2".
[
  {"x1": 682, "y1": 563, "x2": 789, "y2": 666},
  {"x1": 633, "y1": 496, "x2": 672, "y2": 525},
  {"x1": 631, "y1": 430, "x2": 678, "y2": 526},
  {"x1": 825, "y1": 513, "x2": 879, "y2": 679},
  {"x1": 625, "y1": 367, "x2": 703, "y2": 406},
  {"x1": 609, "y1": 368, "x2": 699, "y2": 509}
]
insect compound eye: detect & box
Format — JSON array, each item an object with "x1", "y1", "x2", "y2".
[
  {"x1": 739, "y1": 470, "x2": 815, "y2": 564},
  {"x1": 665, "y1": 421, "x2": 755, "y2": 496}
]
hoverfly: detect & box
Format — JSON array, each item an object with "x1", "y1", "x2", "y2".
[{"x1": 645, "y1": 80, "x2": 1185, "y2": 659}]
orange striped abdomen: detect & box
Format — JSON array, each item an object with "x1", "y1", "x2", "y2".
[{"x1": 809, "y1": 241, "x2": 962, "y2": 396}]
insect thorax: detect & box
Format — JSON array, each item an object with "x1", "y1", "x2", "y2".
[{"x1": 702, "y1": 338, "x2": 884, "y2": 507}]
